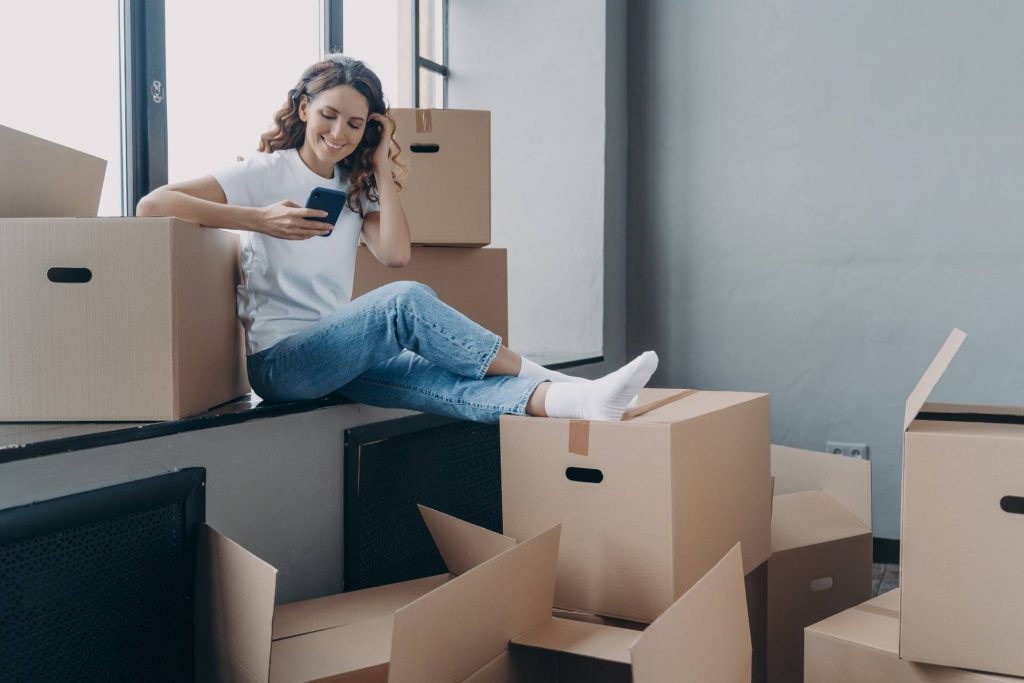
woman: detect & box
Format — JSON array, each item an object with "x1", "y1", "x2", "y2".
[{"x1": 138, "y1": 54, "x2": 657, "y2": 423}]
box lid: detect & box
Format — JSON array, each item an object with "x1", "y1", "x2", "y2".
[
  {"x1": 624, "y1": 388, "x2": 767, "y2": 425},
  {"x1": 269, "y1": 614, "x2": 393, "y2": 683},
  {"x1": 771, "y1": 490, "x2": 871, "y2": 552},
  {"x1": 771, "y1": 445, "x2": 872, "y2": 529},
  {"x1": 904, "y1": 328, "x2": 967, "y2": 431},
  {"x1": 805, "y1": 589, "x2": 901, "y2": 655}
]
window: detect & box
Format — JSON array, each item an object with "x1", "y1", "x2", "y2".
[
  {"x1": 0, "y1": 1, "x2": 123, "y2": 216},
  {"x1": 413, "y1": 0, "x2": 448, "y2": 108}
]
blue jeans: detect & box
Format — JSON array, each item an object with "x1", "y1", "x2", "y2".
[{"x1": 246, "y1": 281, "x2": 544, "y2": 424}]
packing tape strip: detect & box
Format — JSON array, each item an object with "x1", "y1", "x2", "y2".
[
  {"x1": 567, "y1": 389, "x2": 698, "y2": 456},
  {"x1": 416, "y1": 109, "x2": 433, "y2": 133}
]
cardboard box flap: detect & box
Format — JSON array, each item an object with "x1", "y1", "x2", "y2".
[
  {"x1": 623, "y1": 388, "x2": 766, "y2": 425},
  {"x1": 196, "y1": 525, "x2": 277, "y2": 683},
  {"x1": 771, "y1": 445, "x2": 872, "y2": 529},
  {"x1": 388, "y1": 525, "x2": 561, "y2": 683},
  {"x1": 418, "y1": 504, "x2": 518, "y2": 575},
  {"x1": 630, "y1": 543, "x2": 751, "y2": 683},
  {"x1": 771, "y1": 490, "x2": 871, "y2": 552},
  {"x1": 269, "y1": 614, "x2": 393, "y2": 683},
  {"x1": 271, "y1": 573, "x2": 450, "y2": 640},
  {"x1": 904, "y1": 328, "x2": 967, "y2": 431},
  {"x1": 510, "y1": 616, "x2": 637, "y2": 664}
]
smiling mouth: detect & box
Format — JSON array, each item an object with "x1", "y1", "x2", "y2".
[{"x1": 322, "y1": 136, "x2": 344, "y2": 153}]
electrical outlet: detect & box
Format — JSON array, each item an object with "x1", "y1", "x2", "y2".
[{"x1": 826, "y1": 441, "x2": 869, "y2": 460}]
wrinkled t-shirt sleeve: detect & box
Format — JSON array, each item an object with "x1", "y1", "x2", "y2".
[
  {"x1": 361, "y1": 190, "x2": 382, "y2": 215},
  {"x1": 210, "y1": 155, "x2": 269, "y2": 208}
]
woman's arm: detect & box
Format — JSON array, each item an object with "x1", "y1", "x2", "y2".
[
  {"x1": 137, "y1": 176, "x2": 331, "y2": 240},
  {"x1": 361, "y1": 113, "x2": 412, "y2": 267}
]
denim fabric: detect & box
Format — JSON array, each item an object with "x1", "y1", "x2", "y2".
[{"x1": 246, "y1": 280, "x2": 544, "y2": 423}]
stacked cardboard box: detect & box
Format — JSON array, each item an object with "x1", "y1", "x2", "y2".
[
  {"x1": 353, "y1": 108, "x2": 510, "y2": 344},
  {"x1": 767, "y1": 445, "x2": 873, "y2": 683},
  {"x1": 198, "y1": 505, "x2": 754, "y2": 682},
  {"x1": 0, "y1": 126, "x2": 248, "y2": 421}
]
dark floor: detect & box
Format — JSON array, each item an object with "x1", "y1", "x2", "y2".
[{"x1": 871, "y1": 563, "x2": 900, "y2": 596}]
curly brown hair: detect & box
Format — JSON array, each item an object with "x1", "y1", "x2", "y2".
[{"x1": 258, "y1": 54, "x2": 404, "y2": 216}]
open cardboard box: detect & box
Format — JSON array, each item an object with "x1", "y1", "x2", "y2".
[
  {"x1": 767, "y1": 445, "x2": 873, "y2": 683},
  {"x1": 805, "y1": 590, "x2": 1020, "y2": 683},
  {"x1": 198, "y1": 507, "x2": 752, "y2": 682},
  {"x1": 500, "y1": 387, "x2": 772, "y2": 623},
  {"x1": 900, "y1": 329, "x2": 1024, "y2": 677}
]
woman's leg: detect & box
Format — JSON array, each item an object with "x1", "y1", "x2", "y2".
[
  {"x1": 337, "y1": 350, "x2": 545, "y2": 423},
  {"x1": 248, "y1": 280, "x2": 504, "y2": 401}
]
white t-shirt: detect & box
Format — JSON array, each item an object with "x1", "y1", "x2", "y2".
[{"x1": 212, "y1": 148, "x2": 380, "y2": 355}]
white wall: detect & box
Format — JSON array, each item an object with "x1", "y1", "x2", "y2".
[{"x1": 447, "y1": 0, "x2": 606, "y2": 360}]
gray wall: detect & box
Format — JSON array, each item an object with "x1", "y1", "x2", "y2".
[{"x1": 626, "y1": 0, "x2": 1024, "y2": 538}]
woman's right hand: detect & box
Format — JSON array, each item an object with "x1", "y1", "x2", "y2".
[{"x1": 252, "y1": 200, "x2": 332, "y2": 240}]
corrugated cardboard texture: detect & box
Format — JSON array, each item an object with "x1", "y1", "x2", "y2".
[
  {"x1": 391, "y1": 109, "x2": 490, "y2": 246},
  {"x1": 388, "y1": 525, "x2": 561, "y2": 683},
  {"x1": 0, "y1": 217, "x2": 248, "y2": 420},
  {"x1": 501, "y1": 388, "x2": 770, "y2": 623},
  {"x1": 771, "y1": 491, "x2": 871, "y2": 553},
  {"x1": 901, "y1": 424, "x2": 1024, "y2": 677},
  {"x1": 0, "y1": 124, "x2": 106, "y2": 218},
  {"x1": 196, "y1": 526, "x2": 277, "y2": 683},
  {"x1": 630, "y1": 543, "x2": 752, "y2": 683},
  {"x1": 770, "y1": 445, "x2": 873, "y2": 529},
  {"x1": 805, "y1": 590, "x2": 1019, "y2": 682},
  {"x1": 352, "y1": 245, "x2": 508, "y2": 344}
]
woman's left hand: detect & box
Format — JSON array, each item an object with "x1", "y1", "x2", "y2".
[{"x1": 369, "y1": 113, "x2": 395, "y2": 174}]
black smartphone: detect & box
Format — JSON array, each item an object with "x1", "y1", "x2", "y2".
[{"x1": 304, "y1": 187, "x2": 348, "y2": 237}]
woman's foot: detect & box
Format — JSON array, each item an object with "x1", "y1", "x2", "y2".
[{"x1": 540, "y1": 351, "x2": 659, "y2": 421}]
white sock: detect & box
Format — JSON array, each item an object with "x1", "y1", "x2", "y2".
[
  {"x1": 518, "y1": 357, "x2": 588, "y2": 384},
  {"x1": 543, "y1": 351, "x2": 659, "y2": 421}
]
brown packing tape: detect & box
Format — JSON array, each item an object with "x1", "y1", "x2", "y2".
[
  {"x1": 569, "y1": 420, "x2": 590, "y2": 456},
  {"x1": 566, "y1": 389, "x2": 698, "y2": 456},
  {"x1": 416, "y1": 109, "x2": 433, "y2": 133}
]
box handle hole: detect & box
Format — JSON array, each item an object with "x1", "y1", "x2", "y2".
[
  {"x1": 1000, "y1": 496, "x2": 1024, "y2": 514},
  {"x1": 565, "y1": 467, "x2": 603, "y2": 484},
  {"x1": 809, "y1": 577, "x2": 833, "y2": 592},
  {"x1": 47, "y1": 267, "x2": 92, "y2": 283},
  {"x1": 410, "y1": 143, "x2": 440, "y2": 154}
]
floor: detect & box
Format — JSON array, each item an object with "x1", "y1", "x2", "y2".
[{"x1": 872, "y1": 563, "x2": 900, "y2": 596}]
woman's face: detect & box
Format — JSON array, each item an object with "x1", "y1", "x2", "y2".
[{"x1": 299, "y1": 84, "x2": 371, "y2": 167}]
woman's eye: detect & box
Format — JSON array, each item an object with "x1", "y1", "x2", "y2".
[
  {"x1": 349, "y1": 123, "x2": 362, "y2": 130},
  {"x1": 322, "y1": 114, "x2": 336, "y2": 120}
]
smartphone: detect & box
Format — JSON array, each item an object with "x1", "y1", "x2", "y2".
[{"x1": 304, "y1": 187, "x2": 348, "y2": 237}]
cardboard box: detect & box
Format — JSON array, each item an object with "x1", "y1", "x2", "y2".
[
  {"x1": 900, "y1": 328, "x2": 1024, "y2": 676},
  {"x1": 500, "y1": 387, "x2": 772, "y2": 623},
  {"x1": 767, "y1": 445, "x2": 873, "y2": 683},
  {"x1": 0, "y1": 124, "x2": 106, "y2": 218},
  {"x1": 805, "y1": 590, "x2": 1021, "y2": 682},
  {"x1": 421, "y1": 543, "x2": 753, "y2": 683},
  {"x1": 198, "y1": 506, "x2": 752, "y2": 683},
  {"x1": 391, "y1": 109, "x2": 490, "y2": 246},
  {"x1": 0, "y1": 217, "x2": 248, "y2": 421},
  {"x1": 352, "y1": 244, "x2": 509, "y2": 344}
]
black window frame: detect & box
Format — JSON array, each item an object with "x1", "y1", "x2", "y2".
[{"x1": 412, "y1": 0, "x2": 449, "y2": 108}]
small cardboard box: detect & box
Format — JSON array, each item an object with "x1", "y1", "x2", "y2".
[
  {"x1": 900, "y1": 328, "x2": 1024, "y2": 676},
  {"x1": 390, "y1": 109, "x2": 490, "y2": 246},
  {"x1": 0, "y1": 124, "x2": 106, "y2": 218},
  {"x1": 465, "y1": 543, "x2": 753, "y2": 683},
  {"x1": 500, "y1": 387, "x2": 772, "y2": 623},
  {"x1": 352, "y1": 244, "x2": 508, "y2": 344},
  {"x1": 0, "y1": 217, "x2": 248, "y2": 421},
  {"x1": 767, "y1": 445, "x2": 873, "y2": 683},
  {"x1": 805, "y1": 590, "x2": 1021, "y2": 682}
]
